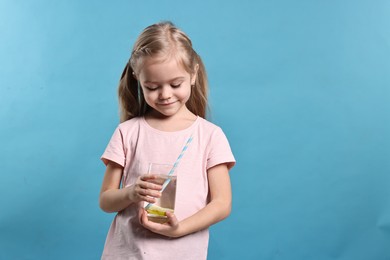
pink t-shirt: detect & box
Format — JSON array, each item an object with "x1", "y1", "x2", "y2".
[{"x1": 101, "y1": 116, "x2": 235, "y2": 260}]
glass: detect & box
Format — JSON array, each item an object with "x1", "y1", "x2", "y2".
[{"x1": 145, "y1": 163, "x2": 177, "y2": 224}]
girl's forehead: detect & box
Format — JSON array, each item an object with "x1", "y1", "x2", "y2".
[
  {"x1": 138, "y1": 56, "x2": 189, "y2": 82},
  {"x1": 143, "y1": 53, "x2": 185, "y2": 67}
]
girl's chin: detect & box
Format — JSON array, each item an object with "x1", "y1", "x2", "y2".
[
  {"x1": 149, "y1": 109, "x2": 178, "y2": 118},
  {"x1": 147, "y1": 103, "x2": 190, "y2": 119}
]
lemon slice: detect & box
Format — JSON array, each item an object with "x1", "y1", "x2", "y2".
[{"x1": 146, "y1": 204, "x2": 174, "y2": 216}]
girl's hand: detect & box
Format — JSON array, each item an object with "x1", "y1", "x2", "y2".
[
  {"x1": 126, "y1": 175, "x2": 163, "y2": 204},
  {"x1": 139, "y1": 208, "x2": 181, "y2": 238}
]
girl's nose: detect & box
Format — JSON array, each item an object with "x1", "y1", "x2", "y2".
[{"x1": 159, "y1": 86, "x2": 172, "y2": 100}]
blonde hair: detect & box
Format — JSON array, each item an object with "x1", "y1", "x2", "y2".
[{"x1": 118, "y1": 21, "x2": 208, "y2": 122}]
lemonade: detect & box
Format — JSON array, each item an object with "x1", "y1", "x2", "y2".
[{"x1": 145, "y1": 163, "x2": 177, "y2": 224}]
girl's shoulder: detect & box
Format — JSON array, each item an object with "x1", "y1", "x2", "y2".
[
  {"x1": 196, "y1": 117, "x2": 227, "y2": 138},
  {"x1": 116, "y1": 117, "x2": 143, "y2": 135},
  {"x1": 118, "y1": 117, "x2": 142, "y2": 128},
  {"x1": 197, "y1": 117, "x2": 222, "y2": 131}
]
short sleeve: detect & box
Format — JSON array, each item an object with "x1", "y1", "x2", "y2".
[
  {"x1": 101, "y1": 126, "x2": 126, "y2": 167},
  {"x1": 206, "y1": 127, "x2": 236, "y2": 170}
]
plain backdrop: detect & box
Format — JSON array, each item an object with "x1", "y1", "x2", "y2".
[{"x1": 1, "y1": 0, "x2": 389, "y2": 259}]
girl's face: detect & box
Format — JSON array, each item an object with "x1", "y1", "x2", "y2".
[{"x1": 138, "y1": 56, "x2": 196, "y2": 119}]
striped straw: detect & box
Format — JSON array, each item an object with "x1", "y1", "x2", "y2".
[{"x1": 145, "y1": 135, "x2": 193, "y2": 210}]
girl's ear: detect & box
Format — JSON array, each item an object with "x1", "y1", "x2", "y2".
[
  {"x1": 132, "y1": 71, "x2": 138, "y2": 80},
  {"x1": 191, "y1": 64, "x2": 199, "y2": 85}
]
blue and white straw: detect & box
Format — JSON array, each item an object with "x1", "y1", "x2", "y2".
[{"x1": 145, "y1": 135, "x2": 193, "y2": 210}]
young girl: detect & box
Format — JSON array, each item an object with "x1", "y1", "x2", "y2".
[{"x1": 99, "y1": 21, "x2": 235, "y2": 260}]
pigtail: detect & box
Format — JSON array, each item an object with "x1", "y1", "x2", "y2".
[
  {"x1": 186, "y1": 52, "x2": 208, "y2": 119},
  {"x1": 118, "y1": 62, "x2": 145, "y2": 122}
]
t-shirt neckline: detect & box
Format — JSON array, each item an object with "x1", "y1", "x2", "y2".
[{"x1": 140, "y1": 116, "x2": 200, "y2": 135}]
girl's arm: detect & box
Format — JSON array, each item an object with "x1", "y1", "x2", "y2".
[
  {"x1": 100, "y1": 161, "x2": 163, "y2": 213},
  {"x1": 140, "y1": 163, "x2": 232, "y2": 237}
]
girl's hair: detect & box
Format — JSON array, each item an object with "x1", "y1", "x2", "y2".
[{"x1": 118, "y1": 21, "x2": 208, "y2": 122}]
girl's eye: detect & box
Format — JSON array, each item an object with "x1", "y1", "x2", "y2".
[
  {"x1": 145, "y1": 86, "x2": 158, "y2": 91},
  {"x1": 171, "y1": 83, "x2": 181, "y2": 88}
]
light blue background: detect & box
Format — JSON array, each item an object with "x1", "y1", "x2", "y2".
[{"x1": 1, "y1": 0, "x2": 389, "y2": 259}]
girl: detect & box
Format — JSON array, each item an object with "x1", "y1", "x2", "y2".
[{"x1": 99, "y1": 21, "x2": 235, "y2": 260}]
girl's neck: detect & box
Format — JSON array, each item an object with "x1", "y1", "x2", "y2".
[{"x1": 144, "y1": 108, "x2": 197, "y2": 132}]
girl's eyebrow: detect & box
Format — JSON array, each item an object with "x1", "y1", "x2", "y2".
[{"x1": 144, "y1": 77, "x2": 185, "y2": 84}]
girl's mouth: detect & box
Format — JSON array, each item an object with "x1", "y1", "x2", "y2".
[{"x1": 158, "y1": 101, "x2": 177, "y2": 106}]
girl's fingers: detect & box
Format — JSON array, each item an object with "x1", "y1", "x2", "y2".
[
  {"x1": 141, "y1": 174, "x2": 164, "y2": 187},
  {"x1": 132, "y1": 175, "x2": 163, "y2": 203},
  {"x1": 134, "y1": 185, "x2": 160, "y2": 203},
  {"x1": 166, "y1": 211, "x2": 179, "y2": 227},
  {"x1": 137, "y1": 186, "x2": 161, "y2": 198},
  {"x1": 140, "y1": 182, "x2": 163, "y2": 191},
  {"x1": 141, "y1": 195, "x2": 156, "y2": 203},
  {"x1": 139, "y1": 208, "x2": 148, "y2": 224},
  {"x1": 140, "y1": 174, "x2": 159, "y2": 182},
  {"x1": 138, "y1": 177, "x2": 163, "y2": 190}
]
